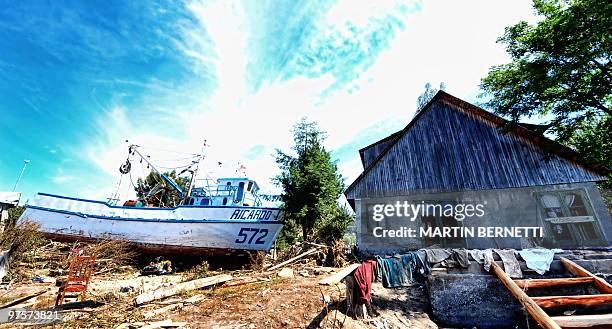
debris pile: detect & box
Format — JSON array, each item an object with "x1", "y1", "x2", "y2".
[{"x1": 0, "y1": 234, "x2": 442, "y2": 328}]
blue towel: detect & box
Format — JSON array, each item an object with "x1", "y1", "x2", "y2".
[{"x1": 375, "y1": 252, "x2": 426, "y2": 288}]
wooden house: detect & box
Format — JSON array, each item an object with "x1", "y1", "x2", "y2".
[{"x1": 345, "y1": 91, "x2": 610, "y2": 254}]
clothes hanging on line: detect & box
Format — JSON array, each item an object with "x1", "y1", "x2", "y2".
[
  {"x1": 494, "y1": 249, "x2": 522, "y2": 278},
  {"x1": 353, "y1": 260, "x2": 377, "y2": 304},
  {"x1": 415, "y1": 249, "x2": 430, "y2": 275},
  {"x1": 424, "y1": 248, "x2": 470, "y2": 268},
  {"x1": 470, "y1": 249, "x2": 486, "y2": 264},
  {"x1": 375, "y1": 252, "x2": 428, "y2": 288},
  {"x1": 482, "y1": 249, "x2": 494, "y2": 272},
  {"x1": 518, "y1": 248, "x2": 563, "y2": 275},
  {"x1": 424, "y1": 248, "x2": 452, "y2": 264}
]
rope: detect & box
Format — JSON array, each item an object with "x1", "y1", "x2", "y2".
[
  {"x1": 522, "y1": 281, "x2": 531, "y2": 329},
  {"x1": 135, "y1": 144, "x2": 200, "y2": 156},
  {"x1": 107, "y1": 175, "x2": 123, "y2": 205}
]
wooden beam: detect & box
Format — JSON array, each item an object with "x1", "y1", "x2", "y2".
[
  {"x1": 533, "y1": 294, "x2": 612, "y2": 308},
  {"x1": 318, "y1": 263, "x2": 361, "y2": 285},
  {"x1": 0, "y1": 289, "x2": 48, "y2": 309},
  {"x1": 550, "y1": 313, "x2": 612, "y2": 327},
  {"x1": 514, "y1": 277, "x2": 594, "y2": 289},
  {"x1": 134, "y1": 274, "x2": 231, "y2": 305},
  {"x1": 490, "y1": 261, "x2": 560, "y2": 329},
  {"x1": 266, "y1": 248, "x2": 319, "y2": 271},
  {"x1": 560, "y1": 257, "x2": 612, "y2": 294}
]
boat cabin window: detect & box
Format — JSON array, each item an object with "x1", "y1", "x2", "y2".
[
  {"x1": 200, "y1": 198, "x2": 209, "y2": 206},
  {"x1": 223, "y1": 197, "x2": 228, "y2": 205},
  {"x1": 236, "y1": 182, "x2": 245, "y2": 203},
  {"x1": 188, "y1": 198, "x2": 195, "y2": 205},
  {"x1": 247, "y1": 181, "x2": 253, "y2": 191}
]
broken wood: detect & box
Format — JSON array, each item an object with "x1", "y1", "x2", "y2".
[
  {"x1": 318, "y1": 263, "x2": 360, "y2": 285},
  {"x1": 183, "y1": 294, "x2": 205, "y2": 304},
  {"x1": 514, "y1": 277, "x2": 593, "y2": 289},
  {"x1": 532, "y1": 294, "x2": 612, "y2": 308},
  {"x1": 344, "y1": 275, "x2": 355, "y2": 315},
  {"x1": 143, "y1": 303, "x2": 183, "y2": 319},
  {"x1": 223, "y1": 276, "x2": 266, "y2": 287},
  {"x1": 560, "y1": 257, "x2": 612, "y2": 294},
  {"x1": 490, "y1": 261, "x2": 560, "y2": 329},
  {"x1": 266, "y1": 248, "x2": 319, "y2": 271},
  {"x1": 53, "y1": 300, "x2": 105, "y2": 311},
  {"x1": 550, "y1": 313, "x2": 612, "y2": 327},
  {"x1": 134, "y1": 274, "x2": 231, "y2": 305},
  {"x1": 95, "y1": 265, "x2": 133, "y2": 276},
  {"x1": 139, "y1": 319, "x2": 187, "y2": 329},
  {"x1": 0, "y1": 289, "x2": 48, "y2": 309}
]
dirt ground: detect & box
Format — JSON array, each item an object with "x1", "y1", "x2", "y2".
[
  {"x1": 1, "y1": 265, "x2": 439, "y2": 329},
  {"x1": 0, "y1": 233, "x2": 439, "y2": 328}
]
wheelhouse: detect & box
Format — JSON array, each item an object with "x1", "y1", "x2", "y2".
[{"x1": 184, "y1": 178, "x2": 262, "y2": 207}]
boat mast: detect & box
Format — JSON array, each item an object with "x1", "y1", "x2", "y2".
[
  {"x1": 185, "y1": 140, "x2": 206, "y2": 199},
  {"x1": 129, "y1": 145, "x2": 185, "y2": 198}
]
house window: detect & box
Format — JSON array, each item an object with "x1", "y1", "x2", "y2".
[{"x1": 538, "y1": 191, "x2": 602, "y2": 245}]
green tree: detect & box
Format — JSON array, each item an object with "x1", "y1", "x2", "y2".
[
  {"x1": 568, "y1": 114, "x2": 612, "y2": 210},
  {"x1": 480, "y1": 0, "x2": 611, "y2": 142},
  {"x1": 7, "y1": 205, "x2": 24, "y2": 227},
  {"x1": 416, "y1": 82, "x2": 446, "y2": 114},
  {"x1": 135, "y1": 171, "x2": 190, "y2": 207},
  {"x1": 275, "y1": 119, "x2": 352, "y2": 246}
]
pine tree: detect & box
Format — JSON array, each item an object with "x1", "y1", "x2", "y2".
[{"x1": 275, "y1": 118, "x2": 352, "y2": 247}]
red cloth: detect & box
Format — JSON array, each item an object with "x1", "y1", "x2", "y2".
[{"x1": 353, "y1": 260, "x2": 377, "y2": 304}]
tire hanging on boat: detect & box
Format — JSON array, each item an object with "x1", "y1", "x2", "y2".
[{"x1": 119, "y1": 159, "x2": 131, "y2": 174}]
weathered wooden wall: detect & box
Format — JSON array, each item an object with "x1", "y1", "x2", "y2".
[
  {"x1": 359, "y1": 132, "x2": 399, "y2": 169},
  {"x1": 346, "y1": 98, "x2": 607, "y2": 200}
]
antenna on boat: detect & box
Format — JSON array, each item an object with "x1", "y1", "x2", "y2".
[{"x1": 185, "y1": 140, "x2": 207, "y2": 200}]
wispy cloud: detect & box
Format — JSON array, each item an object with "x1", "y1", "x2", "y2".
[
  {"x1": 1, "y1": 0, "x2": 539, "y2": 202},
  {"x1": 52, "y1": 175, "x2": 76, "y2": 184}
]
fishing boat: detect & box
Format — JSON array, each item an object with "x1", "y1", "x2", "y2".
[{"x1": 18, "y1": 144, "x2": 284, "y2": 256}]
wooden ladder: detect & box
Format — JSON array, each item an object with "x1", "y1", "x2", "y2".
[{"x1": 491, "y1": 257, "x2": 612, "y2": 328}]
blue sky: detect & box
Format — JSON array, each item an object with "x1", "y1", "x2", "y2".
[{"x1": 0, "y1": 0, "x2": 538, "y2": 203}]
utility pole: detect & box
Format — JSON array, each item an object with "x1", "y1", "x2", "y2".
[{"x1": 13, "y1": 159, "x2": 30, "y2": 192}]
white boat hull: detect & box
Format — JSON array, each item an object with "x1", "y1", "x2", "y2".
[{"x1": 19, "y1": 193, "x2": 284, "y2": 255}]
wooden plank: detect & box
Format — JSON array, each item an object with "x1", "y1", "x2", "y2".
[
  {"x1": 318, "y1": 264, "x2": 361, "y2": 286},
  {"x1": 550, "y1": 313, "x2": 612, "y2": 327},
  {"x1": 266, "y1": 248, "x2": 319, "y2": 271},
  {"x1": 490, "y1": 261, "x2": 560, "y2": 329},
  {"x1": 134, "y1": 274, "x2": 231, "y2": 305},
  {"x1": 143, "y1": 303, "x2": 182, "y2": 319},
  {"x1": 53, "y1": 300, "x2": 104, "y2": 311},
  {"x1": 533, "y1": 294, "x2": 612, "y2": 308},
  {"x1": 0, "y1": 289, "x2": 48, "y2": 309},
  {"x1": 514, "y1": 277, "x2": 594, "y2": 289},
  {"x1": 560, "y1": 257, "x2": 612, "y2": 294}
]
